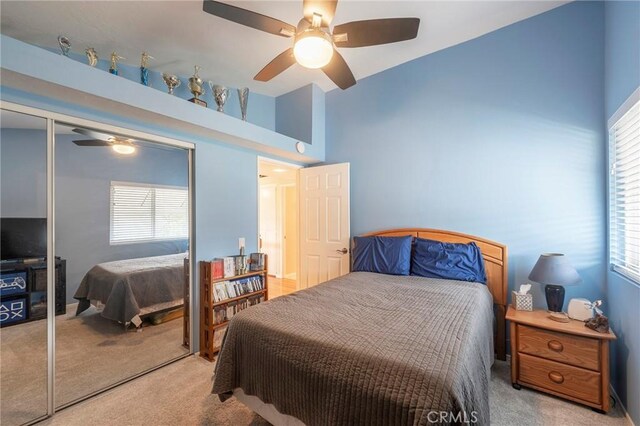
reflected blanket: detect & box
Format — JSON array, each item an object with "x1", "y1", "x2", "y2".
[{"x1": 74, "y1": 253, "x2": 185, "y2": 324}]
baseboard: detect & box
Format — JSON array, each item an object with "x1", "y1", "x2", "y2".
[
  {"x1": 285, "y1": 273, "x2": 297, "y2": 280},
  {"x1": 609, "y1": 384, "x2": 636, "y2": 426}
]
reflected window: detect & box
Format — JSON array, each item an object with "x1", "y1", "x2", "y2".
[{"x1": 110, "y1": 182, "x2": 188, "y2": 244}]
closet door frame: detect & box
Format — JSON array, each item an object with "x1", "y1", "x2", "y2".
[{"x1": 0, "y1": 100, "x2": 196, "y2": 422}]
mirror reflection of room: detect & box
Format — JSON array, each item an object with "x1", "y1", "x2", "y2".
[
  {"x1": 54, "y1": 123, "x2": 190, "y2": 407},
  {"x1": 0, "y1": 110, "x2": 49, "y2": 426}
]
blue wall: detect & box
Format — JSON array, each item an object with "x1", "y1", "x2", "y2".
[
  {"x1": 326, "y1": 2, "x2": 606, "y2": 309},
  {"x1": 0, "y1": 128, "x2": 47, "y2": 218},
  {"x1": 276, "y1": 84, "x2": 313, "y2": 143},
  {"x1": 605, "y1": 1, "x2": 640, "y2": 423}
]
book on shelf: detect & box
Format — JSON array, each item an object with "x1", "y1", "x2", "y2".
[
  {"x1": 225, "y1": 281, "x2": 237, "y2": 298},
  {"x1": 223, "y1": 257, "x2": 235, "y2": 278},
  {"x1": 213, "y1": 325, "x2": 227, "y2": 349},
  {"x1": 213, "y1": 282, "x2": 229, "y2": 302},
  {"x1": 211, "y1": 258, "x2": 224, "y2": 280},
  {"x1": 249, "y1": 253, "x2": 265, "y2": 271},
  {"x1": 233, "y1": 255, "x2": 248, "y2": 275},
  {"x1": 213, "y1": 306, "x2": 227, "y2": 325}
]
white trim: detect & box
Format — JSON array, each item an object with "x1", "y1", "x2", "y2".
[
  {"x1": 46, "y1": 117, "x2": 55, "y2": 416},
  {"x1": 609, "y1": 384, "x2": 636, "y2": 426},
  {"x1": 0, "y1": 100, "x2": 195, "y2": 150},
  {"x1": 257, "y1": 155, "x2": 304, "y2": 170},
  {"x1": 608, "y1": 87, "x2": 640, "y2": 129}
]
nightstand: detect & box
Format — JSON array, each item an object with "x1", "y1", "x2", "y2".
[{"x1": 506, "y1": 307, "x2": 616, "y2": 413}]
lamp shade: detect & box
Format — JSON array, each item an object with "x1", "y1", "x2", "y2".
[{"x1": 528, "y1": 253, "x2": 581, "y2": 286}]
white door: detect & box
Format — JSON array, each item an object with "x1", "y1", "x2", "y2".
[
  {"x1": 299, "y1": 163, "x2": 350, "y2": 288},
  {"x1": 259, "y1": 184, "x2": 279, "y2": 276}
]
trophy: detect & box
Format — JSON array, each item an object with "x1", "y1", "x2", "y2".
[
  {"x1": 109, "y1": 52, "x2": 125, "y2": 75},
  {"x1": 209, "y1": 82, "x2": 229, "y2": 113},
  {"x1": 162, "y1": 73, "x2": 181, "y2": 95},
  {"x1": 188, "y1": 66, "x2": 207, "y2": 107},
  {"x1": 140, "y1": 52, "x2": 154, "y2": 86},
  {"x1": 237, "y1": 87, "x2": 249, "y2": 121},
  {"x1": 85, "y1": 47, "x2": 98, "y2": 67},
  {"x1": 58, "y1": 36, "x2": 71, "y2": 57}
]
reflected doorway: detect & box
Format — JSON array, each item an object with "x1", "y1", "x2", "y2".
[{"x1": 258, "y1": 158, "x2": 300, "y2": 298}]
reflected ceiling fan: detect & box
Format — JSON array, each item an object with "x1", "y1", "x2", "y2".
[
  {"x1": 202, "y1": 0, "x2": 420, "y2": 90},
  {"x1": 72, "y1": 128, "x2": 176, "y2": 155}
]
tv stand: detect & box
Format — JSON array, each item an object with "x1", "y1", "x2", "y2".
[{"x1": 0, "y1": 257, "x2": 66, "y2": 326}]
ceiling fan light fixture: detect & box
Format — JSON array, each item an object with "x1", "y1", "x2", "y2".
[
  {"x1": 293, "y1": 28, "x2": 333, "y2": 69},
  {"x1": 111, "y1": 142, "x2": 136, "y2": 155}
]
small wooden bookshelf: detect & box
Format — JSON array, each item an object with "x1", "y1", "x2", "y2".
[{"x1": 199, "y1": 256, "x2": 268, "y2": 361}]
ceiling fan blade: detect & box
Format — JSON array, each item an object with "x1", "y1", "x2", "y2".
[
  {"x1": 203, "y1": 0, "x2": 296, "y2": 37},
  {"x1": 303, "y1": 0, "x2": 338, "y2": 27},
  {"x1": 73, "y1": 139, "x2": 111, "y2": 147},
  {"x1": 322, "y1": 50, "x2": 356, "y2": 90},
  {"x1": 72, "y1": 128, "x2": 114, "y2": 141},
  {"x1": 254, "y1": 48, "x2": 296, "y2": 82},
  {"x1": 333, "y1": 18, "x2": 420, "y2": 48}
]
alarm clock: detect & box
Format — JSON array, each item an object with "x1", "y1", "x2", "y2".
[{"x1": 567, "y1": 298, "x2": 594, "y2": 322}]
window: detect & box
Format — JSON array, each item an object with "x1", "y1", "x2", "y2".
[
  {"x1": 609, "y1": 94, "x2": 640, "y2": 284},
  {"x1": 110, "y1": 182, "x2": 188, "y2": 244}
]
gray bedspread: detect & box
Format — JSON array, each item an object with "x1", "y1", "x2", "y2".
[
  {"x1": 212, "y1": 272, "x2": 494, "y2": 425},
  {"x1": 74, "y1": 253, "x2": 186, "y2": 324}
]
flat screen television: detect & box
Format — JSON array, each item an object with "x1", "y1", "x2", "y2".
[{"x1": 1, "y1": 218, "x2": 47, "y2": 261}]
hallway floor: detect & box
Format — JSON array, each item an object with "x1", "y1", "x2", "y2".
[{"x1": 267, "y1": 276, "x2": 297, "y2": 298}]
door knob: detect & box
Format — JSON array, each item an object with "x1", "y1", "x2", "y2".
[{"x1": 336, "y1": 248, "x2": 348, "y2": 254}]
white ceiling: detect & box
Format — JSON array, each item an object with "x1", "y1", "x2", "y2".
[{"x1": 0, "y1": 1, "x2": 568, "y2": 97}]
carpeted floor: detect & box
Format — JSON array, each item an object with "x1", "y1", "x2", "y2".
[
  {"x1": 1, "y1": 305, "x2": 187, "y2": 426},
  {"x1": 37, "y1": 356, "x2": 632, "y2": 426}
]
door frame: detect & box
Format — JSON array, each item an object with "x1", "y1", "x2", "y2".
[
  {"x1": 256, "y1": 156, "x2": 302, "y2": 285},
  {"x1": 0, "y1": 100, "x2": 196, "y2": 423}
]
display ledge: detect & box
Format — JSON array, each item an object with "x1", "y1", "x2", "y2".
[{"x1": 0, "y1": 35, "x2": 323, "y2": 163}]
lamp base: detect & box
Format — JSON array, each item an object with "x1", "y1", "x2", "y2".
[{"x1": 545, "y1": 284, "x2": 565, "y2": 312}]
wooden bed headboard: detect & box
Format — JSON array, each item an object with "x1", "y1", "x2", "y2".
[{"x1": 361, "y1": 228, "x2": 508, "y2": 361}]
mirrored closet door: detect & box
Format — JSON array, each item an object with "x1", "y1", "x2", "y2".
[
  {"x1": 53, "y1": 122, "x2": 191, "y2": 407},
  {"x1": 0, "y1": 110, "x2": 49, "y2": 425}
]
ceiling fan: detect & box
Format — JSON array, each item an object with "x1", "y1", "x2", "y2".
[
  {"x1": 72, "y1": 128, "x2": 178, "y2": 155},
  {"x1": 202, "y1": 0, "x2": 420, "y2": 90}
]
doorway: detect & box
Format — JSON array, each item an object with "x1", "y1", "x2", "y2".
[{"x1": 258, "y1": 158, "x2": 300, "y2": 299}]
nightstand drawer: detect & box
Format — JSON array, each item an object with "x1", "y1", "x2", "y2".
[
  {"x1": 519, "y1": 353, "x2": 601, "y2": 404},
  {"x1": 518, "y1": 325, "x2": 599, "y2": 371}
]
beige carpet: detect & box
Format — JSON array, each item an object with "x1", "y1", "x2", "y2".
[
  {"x1": 37, "y1": 356, "x2": 631, "y2": 426},
  {"x1": 1, "y1": 305, "x2": 187, "y2": 426}
]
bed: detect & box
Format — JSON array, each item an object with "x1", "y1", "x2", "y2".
[
  {"x1": 74, "y1": 253, "x2": 187, "y2": 325},
  {"x1": 212, "y1": 228, "x2": 508, "y2": 425}
]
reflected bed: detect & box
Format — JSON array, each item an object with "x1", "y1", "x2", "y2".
[{"x1": 74, "y1": 253, "x2": 186, "y2": 325}]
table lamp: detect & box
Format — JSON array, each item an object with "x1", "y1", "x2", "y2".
[{"x1": 528, "y1": 253, "x2": 581, "y2": 313}]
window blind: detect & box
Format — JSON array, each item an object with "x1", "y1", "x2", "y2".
[
  {"x1": 110, "y1": 183, "x2": 188, "y2": 244},
  {"x1": 610, "y1": 99, "x2": 640, "y2": 283}
]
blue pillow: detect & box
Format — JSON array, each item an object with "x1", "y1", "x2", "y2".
[
  {"x1": 411, "y1": 238, "x2": 487, "y2": 284},
  {"x1": 352, "y1": 236, "x2": 412, "y2": 275}
]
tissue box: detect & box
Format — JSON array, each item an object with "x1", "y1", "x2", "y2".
[{"x1": 512, "y1": 291, "x2": 533, "y2": 311}]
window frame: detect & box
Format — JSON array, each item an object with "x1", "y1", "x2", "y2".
[
  {"x1": 109, "y1": 180, "x2": 189, "y2": 245},
  {"x1": 608, "y1": 88, "x2": 640, "y2": 286}
]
